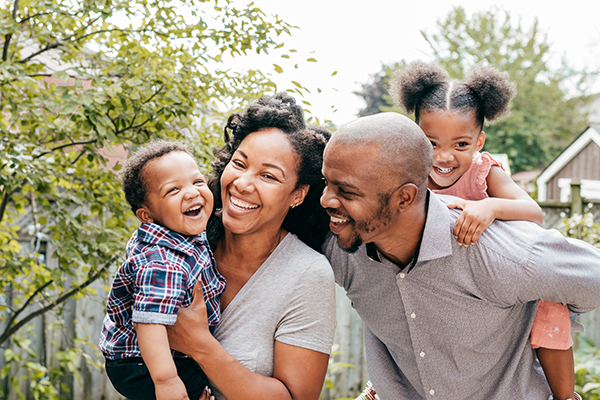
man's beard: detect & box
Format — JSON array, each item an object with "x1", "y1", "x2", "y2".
[{"x1": 336, "y1": 192, "x2": 392, "y2": 254}]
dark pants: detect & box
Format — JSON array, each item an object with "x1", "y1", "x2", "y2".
[{"x1": 105, "y1": 357, "x2": 208, "y2": 400}]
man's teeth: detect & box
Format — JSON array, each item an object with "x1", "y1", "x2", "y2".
[
  {"x1": 330, "y1": 216, "x2": 348, "y2": 224},
  {"x1": 436, "y1": 166, "x2": 454, "y2": 174},
  {"x1": 231, "y1": 197, "x2": 259, "y2": 210}
]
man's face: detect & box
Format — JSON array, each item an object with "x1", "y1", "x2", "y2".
[{"x1": 320, "y1": 141, "x2": 394, "y2": 252}]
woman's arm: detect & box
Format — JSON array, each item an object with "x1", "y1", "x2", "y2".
[
  {"x1": 448, "y1": 166, "x2": 543, "y2": 245},
  {"x1": 167, "y1": 283, "x2": 329, "y2": 400}
]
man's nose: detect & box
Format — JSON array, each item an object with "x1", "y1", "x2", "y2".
[{"x1": 320, "y1": 185, "x2": 341, "y2": 209}]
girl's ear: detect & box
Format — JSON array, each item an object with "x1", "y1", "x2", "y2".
[
  {"x1": 290, "y1": 184, "x2": 309, "y2": 208},
  {"x1": 476, "y1": 131, "x2": 486, "y2": 151},
  {"x1": 135, "y1": 206, "x2": 154, "y2": 223}
]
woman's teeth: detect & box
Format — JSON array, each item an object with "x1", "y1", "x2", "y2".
[{"x1": 231, "y1": 197, "x2": 259, "y2": 210}]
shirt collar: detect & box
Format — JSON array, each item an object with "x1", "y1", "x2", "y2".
[
  {"x1": 366, "y1": 190, "x2": 453, "y2": 271},
  {"x1": 136, "y1": 222, "x2": 207, "y2": 256}
]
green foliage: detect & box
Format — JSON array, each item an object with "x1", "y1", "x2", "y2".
[
  {"x1": 353, "y1": 61, "x2": 405, "y2": 117},
  {"x1": 0, "y1": 0, "x2": 292, "y2": 397},
  {"x1": 574, "y1": 338, "x2": 600, "y2": 400},
  {"x1": 558, "y1": 212, "x2": 600, "y2": 247}
]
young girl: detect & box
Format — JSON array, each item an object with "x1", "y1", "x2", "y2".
[{"x1": 389, "y1": 61, "x2": 580, "y2": 400}]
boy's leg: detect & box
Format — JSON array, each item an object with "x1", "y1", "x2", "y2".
[
  {"x1": 105, "y1": 358, "x2": 156, "y2": 400},
  {"x1": 175, "y1": 358, "x2": 210, "y2": 400}
]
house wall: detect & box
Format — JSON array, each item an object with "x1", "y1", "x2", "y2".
[{"x1": 545, "y1": 141, "x2": 600, "y2": 201}]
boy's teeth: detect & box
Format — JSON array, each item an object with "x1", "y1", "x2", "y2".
[{"x1": 186, "y1": 205, "x2": 201, "y2": 212}]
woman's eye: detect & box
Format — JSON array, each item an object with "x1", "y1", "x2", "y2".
[
  {"x1": 263, "y1": 174, "x2": 278, "y2": 181},
  {"x1": 232, "y1": 160, "x2": 244, "y2": 168}
]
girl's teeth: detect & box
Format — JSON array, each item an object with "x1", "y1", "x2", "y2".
[{"x1": 437, "y1": 166, "x2": 453, "y2": 173}]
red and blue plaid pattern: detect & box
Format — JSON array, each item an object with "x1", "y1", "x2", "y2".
[{"x1": 99, "y1": 222, "x2": 226, "y2": 360}]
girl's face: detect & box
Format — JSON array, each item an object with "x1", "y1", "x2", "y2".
[
  {"x1": 220, "y1": 128, "x2": 308, "y2": 237},
  {"x1": 419, "y1": 110, "x2": 485, "y2": 190}
]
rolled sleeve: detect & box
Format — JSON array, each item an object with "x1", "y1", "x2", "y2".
[{"x1": 133, "y1": 263, "x2": 187, "y2": 325}]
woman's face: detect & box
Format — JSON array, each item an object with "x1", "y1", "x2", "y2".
[{"x1": 220, "y1": 128, "x2": 307, "y2": 237}]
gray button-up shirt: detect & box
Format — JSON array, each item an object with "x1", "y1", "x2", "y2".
[{"x1": 324, "y1": 191, "x2": 600, "y2": 400}]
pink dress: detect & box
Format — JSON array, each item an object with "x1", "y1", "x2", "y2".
[{"x1": 433, "y1": 151, "x2": 573, "y2": 350}]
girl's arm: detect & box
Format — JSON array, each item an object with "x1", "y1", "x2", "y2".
[
  {"x1": 448, "y1": 165, "x2": 543, "y2": 246},
  {"x1": 137, "y1": 323, "x2": 189, "y2": 400},
  {"x1": 167, "y1": 283, "x2": 329, "y2": 400}
]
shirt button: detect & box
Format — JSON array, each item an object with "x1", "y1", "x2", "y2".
[
  {"x1": 420, "y1": 351, "x2": 425, "y2": 358},
  {"x1": 429, "y1": 389, "x2": 435, "y2": 395},
  {"x1": 399, "y1": 273, "x2": 406, "y2": 279},
  {"x1": 410, "y1": 312, "x2": 416, "y2": 319}
]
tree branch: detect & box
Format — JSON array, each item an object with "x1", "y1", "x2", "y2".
[
  {"x1": 35, "y1": 139, "x2": 98, "y2": 159},
  {"x1": 0, "y1": 257, "x2": 116, "y2": 346},
  {"x1": 2, "y1": 0, "x2": 20, "y2": 62}
]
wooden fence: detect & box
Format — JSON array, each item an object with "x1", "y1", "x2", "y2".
[{"x1": 2, "y1": 183, "x2": 600, "y2": 400}]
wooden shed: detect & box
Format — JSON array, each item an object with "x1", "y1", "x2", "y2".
[{"x1": 537, "y1": 125, "x2": 600, "y2": 202}]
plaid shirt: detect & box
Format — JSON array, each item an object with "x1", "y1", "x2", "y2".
[{"x1": 99, "y1": 222, "x2": 226, "y2": 360}]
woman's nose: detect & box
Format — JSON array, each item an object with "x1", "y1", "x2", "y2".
[{"x1": 233, "y1": 172, "x2": 254, "y2": 193}]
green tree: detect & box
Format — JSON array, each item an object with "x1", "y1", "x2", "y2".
[
  {"x1": 353, "y1": 61, "x2": 404, "y2": 117},
  {"x1": 356, "y1": 7, "x2": 594, "y2": 172},
  {"x1": 0, "y1": 0, "x2": 291, "y2": 397}
]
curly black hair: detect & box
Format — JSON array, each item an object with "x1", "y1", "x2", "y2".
[
  {"x1": 121, "y1": 139, "x2": 194, "y2": 213},
  {"x1": 207, "y1": 92, "x2": 330, "y2": 252},
  {"x1": 390, "y1": 61, "x2": 517, "y2": 129}
]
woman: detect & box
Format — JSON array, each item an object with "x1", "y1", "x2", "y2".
[{"x1": 167, "y1": 93, "x2": 336, "y2": 400}]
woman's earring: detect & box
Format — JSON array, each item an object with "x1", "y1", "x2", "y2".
[{"x1": 291, "y1": 203, "x2": 299, "y2": 209}]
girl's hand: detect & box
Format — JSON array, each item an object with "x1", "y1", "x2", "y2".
[
  {"x1": 447, "y1": 199, "x2": 495, "y2": 246},
  {"x1": 167, "y1": 281, "x2": 212, "y2": 356}
]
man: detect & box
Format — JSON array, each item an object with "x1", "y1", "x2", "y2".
[{"x1": 321, "y1": 112, "x2": 600, "y2": 399}]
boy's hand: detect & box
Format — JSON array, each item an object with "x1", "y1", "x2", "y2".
[
  {"x1": 447, "y1": 199, "x2": 495, "y2": 246},
  {"x1": 155, "y1": 376, "x2": 189, "y2": 400}
]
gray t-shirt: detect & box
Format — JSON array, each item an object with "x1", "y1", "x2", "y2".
[{"x1": 211, "y1": 233, "x2": 336, "y2": 400}]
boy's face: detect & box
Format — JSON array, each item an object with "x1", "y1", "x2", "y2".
[{"x1": 135, "y1": 151, "x2": 213, "y2": 236}]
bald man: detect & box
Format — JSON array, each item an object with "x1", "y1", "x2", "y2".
[{"x1": 321, "y1": 112, "x2": 600, "y2": 400}]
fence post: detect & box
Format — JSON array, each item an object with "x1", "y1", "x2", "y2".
[{"x1": 570, "y1": 181, "x2": 582, "y2": 216}]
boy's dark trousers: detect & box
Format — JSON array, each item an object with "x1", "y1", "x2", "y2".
[{"x1": 105, "y1": 357, "x2": 208, "y2": 400}]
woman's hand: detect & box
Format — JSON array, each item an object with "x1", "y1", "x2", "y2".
[
  {"x1": 167, "y1": 281, "x2": 213, "y2": 356},
  {"x1": 198, "y1": 386, "x2": 214, "y2": 400},
  {"x1": 447, "y1": 199, "x2": 495, "y2": 246}
]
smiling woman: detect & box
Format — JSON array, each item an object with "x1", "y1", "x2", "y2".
[{"x1": 166, "y1": 93, "x2": 336, "y2": 400}]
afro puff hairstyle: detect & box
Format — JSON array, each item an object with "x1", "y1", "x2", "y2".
[{"x1": 390, "y1": 61, "x2": 517, "y2": 129}]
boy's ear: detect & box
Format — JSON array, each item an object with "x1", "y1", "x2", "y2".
[
  {"x1": 476, "y1": 131, "x2": 486, "y2": 151},
  {"x1": 135, "y1": 206, "x2": 154, "y2": 223}
]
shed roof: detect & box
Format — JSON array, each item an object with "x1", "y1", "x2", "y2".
[{"x1": 537, "y1": 125, "x2": 600, "y2": 201}]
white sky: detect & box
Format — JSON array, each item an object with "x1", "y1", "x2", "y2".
[{"x1": 226, "y1": 0, "x2": 600, "y2": 127}]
